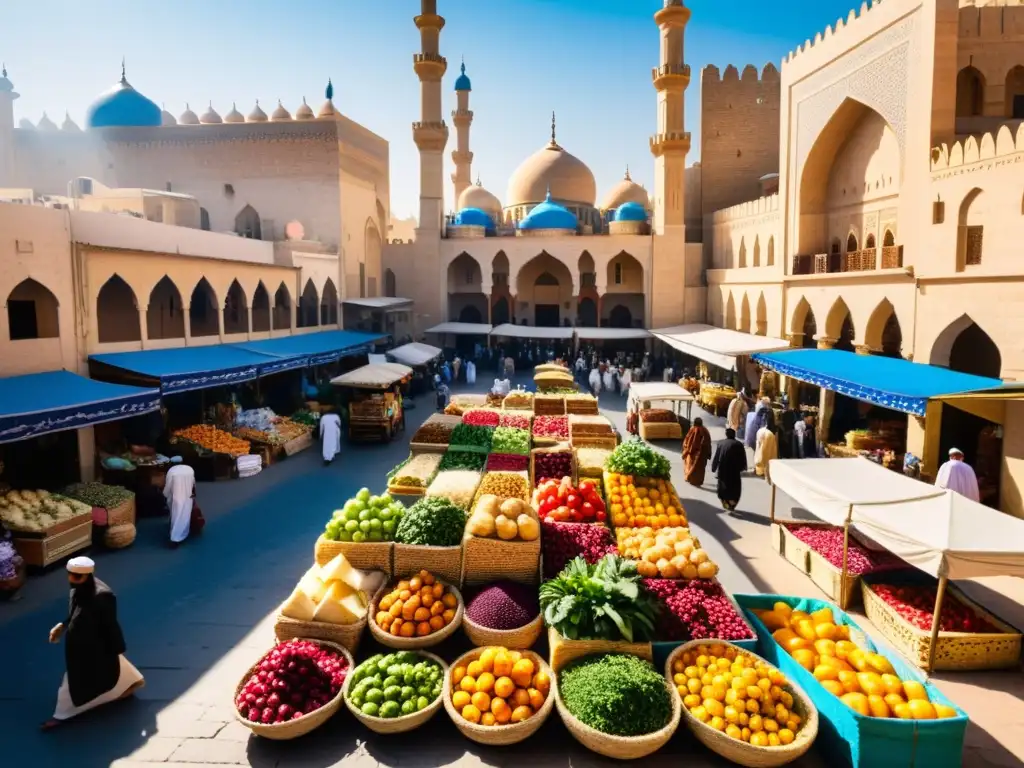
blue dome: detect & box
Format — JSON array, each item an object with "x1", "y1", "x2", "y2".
[
  {"x1": 454, "y1": 61, "x2": 471, "y2": 92},
  {"x1": 87, "y1": 73, "x2": 161, "y2": 129},
  {"x1": 613, "y1": 201, "x2": 648, "y2": 222},
  {"x1": 518, "y1": 191, "x2": 578, "y2": 232},
  {"x1": 453, "y1": 207, "x2": 493, "y2": 228}
]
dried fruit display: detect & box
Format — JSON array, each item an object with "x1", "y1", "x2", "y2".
[
  {"x1": 785, "y1": 525, "x2": 905, "y2": 575},
  {"x1": 411, "y1": 414, "x2": 461, "y2": 445},
  {"x1": 465, "y1": 582, "x2": 539, "y2": 630},
  {"x1": 645, "y1": 579, "x2": 753, "y2": 643},
  {"x1": 532, "y1": 416, "x2": 568, "y2": 440},
  {"x1": 474, "y1": 473, "x2": 531, "y2": 504},
  {"x1": 173, "y1": 424, "x2": 251, "y2": 455},
  {"x1": 463, "y1": 409, "x2": 501, "y2": 427},
  {"x1": 498, "y1": 412, "x2": 531, "y2": 430},
  {"x1": 485, "y1": 453, "x2": 528, "y2": 472}
]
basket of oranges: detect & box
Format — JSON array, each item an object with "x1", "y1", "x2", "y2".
[
  {"x1": 667, "y1": 640, "x2": 818, "y2": 766},
  {"x1": 443, "y1": 646, "x2": 555, "y2": 745},
  {"x1": 369, "y1": 570, "x2": 464, "y2": 649}
]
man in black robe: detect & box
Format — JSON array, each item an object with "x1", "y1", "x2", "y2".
[
  {"x1": 712, "y1": 428, "x2": 748, "y2": 511},
  {"x1": 42, "y1": 557, "x2": 143, "y2": 729}
]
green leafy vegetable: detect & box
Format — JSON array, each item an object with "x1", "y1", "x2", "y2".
[
  {"x1": 560, "y1": 653, "x2": 672, "y2": 737},
  {"x1": 395, "y1": 496, "x2": 467, "y2": 546},
  {"x1": 539, "y1": 555, "x2": 659, "y2": 642},
  {"x1": 448, "y1": 424, "x2": 494, "y2": 454},
  {"x1": 605, "y1": 438, "x2": 671, "y2": 479},
  {"x1": 438, "y1": 450, "x2": 486, "y2": 472},
  {"x1": 490, "y1": 427, "x2": 530, "y2": 456}
]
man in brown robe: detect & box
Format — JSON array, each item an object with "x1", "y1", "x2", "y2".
[{"x1": 682, "y1": 417, "x2": 712, "y2": 487}]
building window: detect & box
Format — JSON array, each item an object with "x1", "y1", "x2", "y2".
[
  {"x1": 8, "y1": 300, "x2": 38, "y2": 340},
  {"x1": 359, "y1": 263, "x2": 366, "y2": 298},
  {"x1": 614, "y1": 263, "x2": 622, "y2": 285},
  {"x1": 846, "y1": 233, "x2": 858, "y2": 252},
  {"x1": 965, "y1": 226, "x2": 984, "y2": 266},
  {"x1": 200, "y1": 208, "x2": 210, "y2": 231}
]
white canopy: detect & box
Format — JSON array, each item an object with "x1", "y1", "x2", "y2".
[
  {"x1": 576, "y1": 328, "x2": 651, "y2": 340},
  {"x1": 331, "y1": 362, "x2": 412, "y2": 389},
  {"x1": 628, "y1": 382, "x2": 694, "y2": 405},
  {"x1": 344, "y1": 297, "x2": 413, "y2": 310},
  {"x1": 490, "y1": 324, "x2": 573, "y2": 340},
  {"x1": 367, "y1": 354, "x2": 388, "y2": 365},
  {"x1": 770, "y1": 457, "x2": 1024, "y2": 580},
  {"x1": 651, "y1": 324, "x2": 790, "y2": 371},
  {"x1": 425, "y1": 322, "x2": 493, "y2": 335},
  {"x1": 387, "y1": 342, "x2": 442, "y2": 367}
]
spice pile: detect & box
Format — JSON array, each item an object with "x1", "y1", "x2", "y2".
[
  {"x1": 465, "y1": 581, "x2": 539, "y2": 631},
  {"x1": 411, "y1": 414, "x2": 460, "y2": 445},
  {"x1": 388, "y1": 454, "x2": 443, "y2": 490},
  {"x1": 474, "y1": 473, "x2": 531, "y2": 504}
]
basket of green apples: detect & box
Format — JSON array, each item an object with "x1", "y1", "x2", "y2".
[{"x1": 316, "y1": 488, "x2": 404, "y2": 576}]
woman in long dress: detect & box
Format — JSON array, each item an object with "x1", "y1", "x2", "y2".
[{"x1": 682, "y1": 418, "x2": 712, "y2": 487}]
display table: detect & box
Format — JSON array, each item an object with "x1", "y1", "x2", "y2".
[{"x1": 12, "y1": 510, "x2": 93, "y2": 567}]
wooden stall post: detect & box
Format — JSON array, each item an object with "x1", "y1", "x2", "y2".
[
  {"x1": 839, "y1": 503, "x2": 854, "y2": 610},
  {"x1": 769, "y1": 483, "x2": 777, "y2": 523},
  {"x1": 926, "y1": 574, "x2": 949, "y2": 675}
]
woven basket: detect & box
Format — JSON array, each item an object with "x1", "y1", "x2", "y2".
[
  {"x1": 368, "y1": 581, "x2": 465, "y2": 649},
  {"x1": 107, "y1": 497, "x2": 136, "y2": 526},
  {"x1": 392, "y1": 543, "x2": 463, "y2": 586},
  {"x1": 342, "y1": 651, "x2": 448, "y2": 734},
  {"x1": 442, "y1": 648, "x2": 555, "y2": 745},
  {"x1": 386, "y1": 484, "x2": 427, "y2": 497},
  {"x1": 314, "y1": 535, "x2": 393, "y2": 575},
  {"x1": 570, "y1": 435, "x2": 618, "y2": 450},
  {"x1": 461, "y1": 535, "x2": 541, "y2": 587},
  {"x1": 462, "y1": 612, "x2": 544, "y2": 650},
  {"x1": 104, "y1": 523, "x2": 136, "y2": 549},
  {"x1": 667, "y1": 641, "x2": 818, "y2": 766},
  {"x1": 233, "y1": 639, "x2": 352, "y2": 740},
  {"x1": 860, "y1": 580, "x2": 1022, "y2": 671},
  {"x1": 547, "y1": 626, "x2": 653, "y2": 674},
  {"x1": 556, "y1": 652, "x2": 681, "y2": 760},
  {"x1": 409, "y1": 441, "x2": 449, "y2": 454}
]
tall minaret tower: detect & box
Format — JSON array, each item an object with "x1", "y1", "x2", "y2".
[
  {"x1": 0, "y1": 65, "x2": 18, "y2": 187},
  {"x1": 412, "y1": 0, "x2": 449, "y2": 233},
  {"x1": 451, "y1": 59, "x2": 474, "y2": 206},
  {"x1": 649, "y1": 0, "x2": 691, "y2": 237}
]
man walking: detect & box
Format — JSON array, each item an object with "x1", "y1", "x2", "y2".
[
  {"x1": 935, "y1": 447, "x2": 980, "y2": 502},
  {"x1": 320, "y1": 411, "x2": 342, "y2": 466},
  {"x1": 163, "y1": 462, "x2": 196, "y2": 547},
  {"x1": 42, "y1": 557, "x2": 144, "y2": 730},
  {"x1": 712, "y1": 428, "x2": 748, "y2": 511}
]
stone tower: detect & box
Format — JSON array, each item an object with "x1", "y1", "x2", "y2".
[
  {"x1": 451, "y1": 59, "x2": 474, "y2": 205},
  {"x1": 649, "y1": 0, "x2": 691, "y2": 237},
  {"x1": 0, "y1": 65, "x2": 18, "y2": 187},
  {"x1": 412, "y1": 0, "x2": 449, "y2": 233}
]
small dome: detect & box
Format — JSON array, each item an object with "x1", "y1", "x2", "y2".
[
  {"x1": 160, "y1": 106, "x2": 177, "y2": 126},
  {"x1": 61, "y1": 112, "x2": 81, "y2": 132},
  {"x1": 199, "y1": 102, "x2": 222, "y2": 124},
  {"x1": 224, "y1": 103, "x2": 244, "y2": 123},
  {"x1": 0, "y1": 65, "x2": 13, "y2": 93},
  {"x1": 86, "y1": 66, "x2": 162, "y2": 128},
  {"x1": 179, "y1": 104, "x2": 199, "y2": 125},
  {"x1": 319, "y1": 78, "x2": 336, "y2": 118},
  {"x1": 247, "y1": 101, "x2": 268, "y2": 122},
  {"x1": 612, "y1": 201, "x2": 648, "y2": 222},
  {"x1": 271, "y1": 100, "x2": 291, "y2": 121},
  {"x1": 18, "y1": 118, "x2": 34, "y2": 130},
  {"x1": 518, "y1": 191, "x2": 578, "y2": 232},
  {"x1": 37, "y1": 113, "x2": 58, "y2": 131},
  {"x1": 458, "y1": 178, "x2": 501, "y2": 215},
  {"x1": 295, "y1": 97, "x2": 314, "y2": 120},
  {"x1": 600, "y1": 167, "x2": 649, "y2": 211},
  {"x1": 507, "y1": 113, "x2": 596, "y2": 207},
  {"x1": 453, "y1": 207, "x2": 493, "y2": 229},
  {"x1": 454, "y1": 60, "x2": 471, "y2": 92}
]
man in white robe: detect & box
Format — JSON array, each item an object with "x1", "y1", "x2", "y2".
[
  {"x1": 319, "y1": 412, "x2": 342, "y2": 465},
  {"x1": 727, "y1": 391, "x2": 749, "y2": 440},
  {"x1": 163, "y1": 464, "x2": 195, "y2": 546},
  {"x1": 754, "y1": 425, "x2": 778, "y2": 481},
  {"x1": 935, "y1": 447, "x2": 980, "y2": 502}
]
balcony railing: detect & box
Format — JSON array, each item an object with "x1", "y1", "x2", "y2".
[
  {"x1": 792, "y1": 245, "x2": 902, "y2": 275},
  {"x1": 881, "y1": 245, "x2": 903, "y2": 269}
]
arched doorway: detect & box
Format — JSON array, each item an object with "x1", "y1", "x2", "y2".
[
  {"x1": 958, "y1": 188, "x2": 985, "y2": 268},
  {"x1": 1006, "y1": 65, "x2": 1024, "y2": 119},
  {"x1": 147, "y1": 276, "x2": 185, "y2": 340},
  {"x1": 188, "y1": 278, "x2": 219, "y2": 337},
  {"x1": 235, "y1": 205, "x2": 261, "y2": 240},
  {"x1": 608, "y1": 305, "x2": 632, "y2": 329},
  {"x1": 448, "y1": 252, "x2": 487, "y2": 327},
  {"x1": 273, "y1": 283, "x2": 292, "y2": 330},
  {"x1": 365, "y1": 220, "x2": 382, "y2": 297},
  {"x1": 384, "y1": 269, "x2": 396, "y2": 298},
  {"x1": 577, "y1": 297, "x2": 597, "y2": 327},
  {"x1": 459, "y1": 306, "x2": 483, "y2": 324},
  {"x1": 298, "y1": 279, "x2": 319, "y2": 328},
  {"x1": 864, "y1": 299, "x2": 901, "y2": 358},
  {"x1": 6, "y1": 278, "x2": 59, "y2": 340},
  {"x1": 223, "y1": 279, "x2": 249, "y2": 335},
  {"x1": 96, "y1": 275, "x2": 140, "y2": 343},
  {"x1": 321, "y1": 278, "x2": 339, "y2": 325},
  {"x1": 534, "y1": 273, "x2": 560, "y2": 327},
  {"x1": 825, "y1": 298, "x2": 855, "y2": 352},
  {"x1": 791, "y1": 298, "x2": 817, "y2": 349},
  {"x1": 252, "y1": 282, "x2": 271, "y2": 332},
  {"x1": 492, "y1": 296, "x2": 510, "y2": 326},
  {"x1": 956, "y1": 66, "x2": 986, "y2": 118},
  {"x1": 515, "y1": 252, "x2": 573, "y2": 328},
  {"x1": 603, "y1": 252, "x2": 645, "y2": 328},
  {"x1": 724, "y1": 293, "x2": 736, "y2": 330}
]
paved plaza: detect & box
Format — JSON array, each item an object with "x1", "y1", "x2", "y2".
[{"x1": 3, "y1": 375, "x2": 1024, "y2": 767}]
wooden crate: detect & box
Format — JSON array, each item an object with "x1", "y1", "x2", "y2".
[
  {"x1": 807, "y1": 547, "x2": 861, "y2": 609},
  {"x1": 284, "y1": 431, "x2": 313, "y2": 456},
  {"x1": 769, "y1": 522, "x2": 785, "y2": 557},
  {"x1": 530, "y1": 444, "x2": 576, "y2": 488},
  {"x1": 7, "y1": 508, "x2": 92, "y2": 539},
  {"x1": 639, "y1": 421, "x2": 683, "y2": 441},
  {"x1": 14, "y1": 520, "x2": 93, "y2": 567},
  {"x1": 777, "y1": 521, "x2": 814, "y2": 574}
]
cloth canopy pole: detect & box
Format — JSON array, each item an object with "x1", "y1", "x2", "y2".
[
  {"x1": 839, "y1": 502, "x2": 854, "y2": 610},
  {"x1": 770, "y1": 484, "x2": 777, "y2": 523},
  {"x1": 927, "y1": 575, "x2": 948, "y2": 675}
]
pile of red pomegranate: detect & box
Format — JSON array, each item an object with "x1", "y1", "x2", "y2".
[
  {"x1": 534, "y1": 477, "x2": 607, "y2": 524},
  {"x1": 871, "y1": 583, "x2": 997, "y2": 633},
  {"x1": 236, "y1": 639, "x2": 349, "y2": 724},
  {"x1": 541, "y1": 519, "x2": 617, "y2": 579},
  {"x1": 786, "y1": 524, "x2": 905, "y2": 575},
  {"x1": 533, "y1": 415, "x2": 569, "y2": 439},
  {"x1": 643, "y1": 578, "x2": 754, "y2": 642}
]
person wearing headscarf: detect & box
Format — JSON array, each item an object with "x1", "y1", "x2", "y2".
[
  {"x1": 619, "y1": 366, "x2": 632, "y2": 398},
  {"x1": 682, "y1": 417, "x2": 713, "y2": 487},
  {"x1": 319, "y1": 411, "x2": 342, "y2": 466},
  {"x1": 755, "y1": 421, "x2": 779, "y2": 481},
  {"x1": 41, "y1": 557, "x2": 144, "y2": 729},
  {"x1": 163, "y1": 463, "x2": 196, "y2": 547},
  {"x1": 793, "y1": 413, "x2": 819, "y2": 459},
  {"x1": 712, "y1": 428, "x2": 748, "y2": 511},
  {"x1": 602, "y1": 363, "x2": 615, "y2": 393},
  {"x1": 935, "y1": 447, "x2": 980, "y2": 502},
  {"x1": 452, "y1": 356, "x2": 462, "y2": 383},
  {"x1": 744, "y1": 399, "x2": 767, "y2": 450},
  {"x1": 588, "y1": 367, "x2": 601, "y2": 397},
  {"x1": 726, "y1": 390, "x2": 749, "y2": 439}
]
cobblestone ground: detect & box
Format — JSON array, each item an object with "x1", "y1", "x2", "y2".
[{"x1": 3, "y1": 373, "x2": 1023, "y2": 767}]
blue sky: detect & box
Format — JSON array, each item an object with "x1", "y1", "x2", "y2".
[{"x1": 2, "y1": 0, "x2": 860, "y2": 219}]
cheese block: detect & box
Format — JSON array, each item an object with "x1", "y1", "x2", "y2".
[
  {"x1": 319, "y1": 553, "x2": 357, "y2": 586},
  {"x1": 312, "y1": 581, "x2": 367, "y2": 625},
  {"x1": 298, "y1": 567, "x2": 328, "y2": 603},
  {"x1": 280, "y1": 587, "x2": 318, "y2": 622}
]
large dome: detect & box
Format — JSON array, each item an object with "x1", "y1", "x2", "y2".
[
  {"x1": 600, "y1": 168, "x2": 650, "y2": 211},
  {"x1": 506, "y1": 115, "x2": 596, "y2": 207},
  {"x1": 458, "y1": 178, "x2": 501, "y2": 215},
  {"x1": 86, "y1": 70, "x2": 161, "y2": 129}
]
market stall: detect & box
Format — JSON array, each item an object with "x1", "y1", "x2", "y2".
[
  {"x1": 626, "y1": 381, "x2": 694, "y2": 440},
  {"x1": 331, "y1": 363, "x2": 412, "y2": 442},
  {"x1": 342, "y1": 296, "x2": 413, "y2": 339},
  {"x1": 424, "y1": 322, "x2": 493, "y2": 356}
]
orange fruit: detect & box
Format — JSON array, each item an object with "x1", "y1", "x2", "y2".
[
  {"x1": 834, "y1": 641, "x2": 858, "y2": 660},
  {"x1": 867, "y1": 694, "x2": 891, "y2": 719},
  {"x1": 452, "y1": 690, "x2": 471, "y2": 710},
  {"x1": 478, "y1": 648, "x2": 497, "y2": 672},
  {"x1": 511, "y1": 688, "x2": 531, "y2": 708},
  {"x1": 460, "y1": 675, "x2": 477, "y2": 693},
  {"x1": 467, "y1": 660, "x2": 485, "y2": 678},
  {"x1": 493, "y1": 652, "x2": 513, "y2": 677},
  {"x1": 866, "y1": 653, "x2": 895, "y2": 675},
  {"x1": 814, "y1": 622, "x2": 838, "y2": 640},
  {"x1": 857, "y1": 672, "x2": 885, "y2": 697},
  {"x1": 475, "y1": 672, "x2": 495, "y2": 693},
  {"x1": 934, "y1": 704, "x2": 958, "y2": 719},
  {"x1": 838, "y1": 671, "x2": 861, "y2": 694},
  {"x1": 880, "y1": 674, "x2": 904, "y2": 696},
  {"x1": 452, "y1": 666, "x2": 467, "y2": 685},
  {"x1": 527, "y1": 688, "x2": 546, "y2": 710},
  {"x1": 813, "y1": 665, "x2": 839, "y2": 682},
  {"x1": 461, "y1": 704, "x2": 481, "y2": 723},
  {"x1": 511, "y1": 658, "x2": 535, "y2": 688},
  {"x1": 819, "y1": 656, "x2": 853, "y2": 673},
  {"x1": 494, "y1": 676, "x2": 516, "y2": 699},
  {"x1": 840, "y1": 692, "x2": 870, "y2": 716},
  {"x1": 903, "y1": 681, "x2": 928, "y2": 701},
  {"x1": 481, "y1": 711, "x2": 497, "y2": 726},
  {"x1": 810, "y1": 607, "x2": 835, "y2": 624},
  {"x1": 491, "y1": 698, "x2": 512, "y2": 724},
  {"x1": 813, "y1": 639, "x2": 837, "y2": 658},
  {"x1": 400, "y1": 622, "x2": 416, "y2": 637},
  {"x1": 907, "y1": 699, "x2": 937, "y2": 720},
  {"x1": 893, "y1": 703, "x2": 913, "y2": 719},
  {"x1": 884, "y1": 693, "x2": 906, "y2": 711},
  {"x1": 510, "y1": 705, "x2": 533, "y2": 723},
  {"x1": 792, "y1": 648, "x2": 817, "y2": 671},
  {"x1": 471, "y1": 691, "x2": 491, "y2": 711}
]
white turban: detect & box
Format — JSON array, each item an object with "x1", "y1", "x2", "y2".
[
  {"x1": 67, "y1": 556, "x2": 95, "y2": 575},
  {"x1": 949, "y1": 447, "x2": 963, "y2": 457}
]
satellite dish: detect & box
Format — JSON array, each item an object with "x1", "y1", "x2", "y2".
[{"x1": 285, "y1": 220, "x2": 305, "y2": 241}]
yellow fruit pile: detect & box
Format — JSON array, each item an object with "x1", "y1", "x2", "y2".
[
  {"x1": 616, "y1": 526, "x2": 720, "y2": 580},
  {"x1": 672, "y1": 643, "x2": 803, "y2": 747},
  {"x1": 375, "y1": 570, "x2": 459, "y2": 638},
  {"x1": 605, "y1": 474, "x2": 687, "y2": 530},
  {"x1": 755, "y1": 603, "x2": 958, "y2": 720},
  {"x1": 451, "y1": 647, "x2": 550, "y2": 726}
]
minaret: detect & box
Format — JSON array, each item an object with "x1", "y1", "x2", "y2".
[
  {"x1": 649, "y1": 0, "x2": 691, "y2": 236},
  {"x1": 0, "y1": 64, "x2": 18, "y2": 187},
  {"x1": 451, "y1": 58, "x2": 474, "y2": 205},
  {"x1": 412, "y1": 0, "x2": 449, "y2": 232}
]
